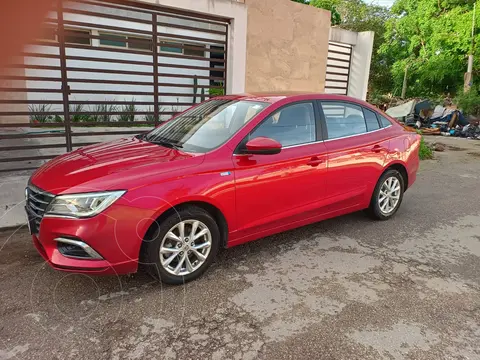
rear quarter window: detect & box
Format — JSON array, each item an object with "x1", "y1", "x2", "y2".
[
  {"x1": 363, "y1": 108, "x2": 381, "y2": 132},
  {"x1": 379, "y1": 115, "x2": 392, "y2": 127}
]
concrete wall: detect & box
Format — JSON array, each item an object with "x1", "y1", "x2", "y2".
[
  {"x1": 329, "y1": 27, "x2": 374, "y2": 100},
  {"x1": 348, "y1": 31, "x2": 374, "y2": 101},
  {"x1": 244, "y1": 0, "x2": 330, "y2": 93}
]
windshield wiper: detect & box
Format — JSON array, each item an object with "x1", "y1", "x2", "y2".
[
  {"x1": 139, "y1": 134, "x2": 183, "y2": 149},
  {"x1": 148, "y1": 139, "x2": 183, "y2": 149}
]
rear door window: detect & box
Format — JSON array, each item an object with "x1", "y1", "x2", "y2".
[{"x1": 320, "y1": 102, "x2": 367, "y2": 139}]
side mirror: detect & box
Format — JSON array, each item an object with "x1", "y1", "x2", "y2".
[{"x1": 243, "y1": 137, "x2": 282, "y2": 155}]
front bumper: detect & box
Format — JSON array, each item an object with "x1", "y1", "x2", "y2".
[{"x1": 31, "y1": 203, "x2": 153, "y2": 275}]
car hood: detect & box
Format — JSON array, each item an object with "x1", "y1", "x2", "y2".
[{"x1": 30, "y1": 137, "x2": 204, "y2": 194}]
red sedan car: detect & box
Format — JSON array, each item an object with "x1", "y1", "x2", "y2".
[{"x1": 26, "y1": 93, "x2": 420, "y2": 284}]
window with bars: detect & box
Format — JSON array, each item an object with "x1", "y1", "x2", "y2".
[
  {"x1": 65, "y1": 29, "x2": 91, "y2": 45},
  {"x1": 99, "y1": 32, "x2": 153, "y2": 51},
  {"x1": 39, "y1": 27, "x2": 91, "y2": 45},
  {"x1": 160, "y1": 41, "x2": 206, "y2": 57}
]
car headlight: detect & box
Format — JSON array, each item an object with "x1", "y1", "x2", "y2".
[{"x1": 45, "y1": 191, "x2": 126, "y2": 218}]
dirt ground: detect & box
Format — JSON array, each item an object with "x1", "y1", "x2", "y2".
[{"x1": 1, "y1": 136, "x2": 480, "y2": 360}]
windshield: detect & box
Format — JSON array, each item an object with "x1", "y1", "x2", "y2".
[{"x1": 143, "y1": 99, "x2": 269, "y2": 153}]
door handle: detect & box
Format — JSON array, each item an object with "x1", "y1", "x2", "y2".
[
  {"x1": 307, "y1": 156, "x2": 323, "y2": 167},
  {"x1": 371, "y1": 145, "x2": 384, "y2": 153}
]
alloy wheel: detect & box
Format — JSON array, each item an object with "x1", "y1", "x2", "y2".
[
  {"x1": 378, "y1": 176, "x2": 401, "y2": 214},
  {"x1": 159, "y1": 220, "x2": 212, "y2": 276}
]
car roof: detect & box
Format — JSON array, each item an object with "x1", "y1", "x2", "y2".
[{"x1": 218, "y1": 92, "x2": 367, "y2": 105}]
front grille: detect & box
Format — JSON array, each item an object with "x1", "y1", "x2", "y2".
[{"x1": 26, "y1": 184, "x2": 54, "y2": 234}]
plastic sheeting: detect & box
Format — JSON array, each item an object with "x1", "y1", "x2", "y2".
[{"x1": 386, "y1": 100, "x2": 416, "y2": 119}]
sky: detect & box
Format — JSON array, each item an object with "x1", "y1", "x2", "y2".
[{"x1": 364, "y1": 0, "x2": 395, "y2": 7}]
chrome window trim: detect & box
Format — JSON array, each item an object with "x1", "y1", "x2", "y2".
[
  {"x1": 233, "y1": 125, "x2": 392, "y2": 155},
  {"x1": 324, "y1": 125, "x2": 391, "y2": 142},
  {"x1": 54, "y1": 237, "x2": 104, "y2": 260},
  {"x1": 318, "y1": 99, "x2": 393, "y2": 141},
  {"x1": 282, "y1": 140, "x2": 324, "y2": 149},
  {"x1": 44, "y1": 214, "x2": 78, "y2": 219}
]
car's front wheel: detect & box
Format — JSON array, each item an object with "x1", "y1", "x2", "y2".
[
  {"x1": 367, "y1": 169, "x2": 404, "y2": 220},
  {"x1": 141, "y1": 206, "x2": 220, "y2": 284}
]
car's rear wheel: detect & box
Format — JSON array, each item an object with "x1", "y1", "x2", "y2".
[
  {"x1": 367, "y1": 169, "x2": 404, "y2": 220},
  {"x1": 141, "y1": 206, "x2": 220, "y2": 284}
]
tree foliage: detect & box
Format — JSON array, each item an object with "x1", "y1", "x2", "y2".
[
  {"x1": 291, "y1": 0, "x2": 341, "y2": 25},
  {"x1": 381, "y1": 0, "x2": 478, "y2": 97},
  {"x1": 291, "y1": 0, "x2": 480, "y2": 98},
  {"x1": 334, "y1": 1, "x2": 393, "y2": 95},
  {"x1": 455, "y1": 86, "x2": 480, "y2": 116},
  {"x1": 310, "y1": 0, "x2": 341, "y2": 25}
]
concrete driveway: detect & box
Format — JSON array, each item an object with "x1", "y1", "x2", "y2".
[{"x1": 1, "y1": 137, "x2": 480, "y2": 360}]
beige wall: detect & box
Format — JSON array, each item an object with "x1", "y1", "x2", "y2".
[{"x1": 244, "y1": 0, "x2": 331, "y2": 93}]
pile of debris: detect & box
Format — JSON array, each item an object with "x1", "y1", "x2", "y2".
[{"x1": 385, "y1": 99, "x2": 480, "y2": 139}]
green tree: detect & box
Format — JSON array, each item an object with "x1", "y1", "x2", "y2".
[
  {"x1": 335, "y1": 0, "x2": 393, "y2": 95},
  {"x1": 291, "y1": 0, "x2": 341, "y2": 25},
  {"x1": 381, "y1": 0, "x2": 478, "y2": 97},
  {"x1": 310, "y1": 0, "x2": 342, "y2": 25}
]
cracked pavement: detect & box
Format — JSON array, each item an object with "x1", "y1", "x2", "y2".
[{"x1": 1, "y1": 136, "x2": 480, "y2": 360}]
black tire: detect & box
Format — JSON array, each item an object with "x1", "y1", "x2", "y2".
[
  {"x1": 140, "y1": 206, "x2": 220, "y2": 284},
  {"x1": 366, "y1": 169, "x2": 405, "y2": 221}
]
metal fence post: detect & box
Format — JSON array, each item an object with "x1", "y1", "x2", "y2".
[
  {"x1": 57, "y1": 0, "x2": 72, "y2": 151},
  {"x1": 152, "y1": 13, "x2": 159, "y2": 125}
]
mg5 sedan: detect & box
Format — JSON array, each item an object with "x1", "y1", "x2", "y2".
[{"x1": 26, "y1": 93, "x2": 420, "y2": 284}]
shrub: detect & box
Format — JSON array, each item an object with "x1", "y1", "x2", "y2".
[
  {"x1": 209, "y1": 87, "x2": 225, "y2": 97},
  {"x1": 69, "y1": 104, "x2": 91, "y2": 122},
  {"x1": 89, "y1": 103, "x2": 117, "y2": 123},
  {"x1": 367, "y1": 91, "x2": 390, "y2": 107},
  {"x1": 454, "y1": 87, "x2": 480, "y2": 117},
  {"x1": 144, "y1": 108, "x2": 155, "y2": 122},
  {"x1": 28, "y1": 104, "x2": 53, "y2": 123},
  {"x1": 118, "y1": 99, "x2": 136, "y2": 122},
  {"x1": 419, "y1": 136, "x2": 434, "y2": 160},
  {"x1": 144, "y1": 106, "x2": 165, "y2": 123}
]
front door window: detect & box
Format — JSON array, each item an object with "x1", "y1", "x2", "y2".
[{"x1": 248, "y1": 102, "x2": 316, "y2": 147}]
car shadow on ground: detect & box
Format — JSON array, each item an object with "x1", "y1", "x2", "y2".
[
  {"x1": 0, "y1": 209, "x2": 390, "y2": 303},
  {"x1": 117, "y1": 211, "x2": 375, "y2": 289}
]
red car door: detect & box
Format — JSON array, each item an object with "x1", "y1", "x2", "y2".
[
  {"x1": 319, "y1": 101, "x2": 389, "y2": 212},
  {"x1": 232, "y1": 101, "x2": 328, "y2": 240}
]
